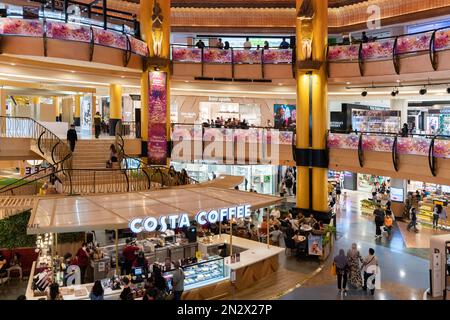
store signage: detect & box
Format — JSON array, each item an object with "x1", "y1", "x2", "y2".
[
  {"x1": 129, "y1": 204, "x2": 251, "y2": 234},
  {"x1": 208, "y1": 97, "x2": 232, "y2": 102},
  {"x1": 148, "y1": 71, "x2": 168, "y2": 165}
]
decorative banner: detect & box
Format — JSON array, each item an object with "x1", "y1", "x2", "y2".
[
  {"x1": 308, "y1": 234, "x2": 323, "y2": 256},
  {"x1": 148, "y1": 71, "x2": 168, "y2": 165},
  {"x1": 327, "y1": 44, "x2": 359, "y2": 61},
  {"x1": 93, "y1": 27, "x2": 127, "y2": 50},
  {"x1": 46, "y1": 21, "x2": 91, "y2": 43}
]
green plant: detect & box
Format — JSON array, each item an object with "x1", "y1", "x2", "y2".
[{"x1": 0, "y1": 210, "x2": 36, "y2": 249}]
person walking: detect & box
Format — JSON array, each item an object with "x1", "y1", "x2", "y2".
[
  {"x1": 362, "y1": 248, "x2": 378, "y2": 295},
  {"x1": 94, "y1": 112, "x2": 102, "y2": 139},
  {"x1": 374, "y1": 204, "x2": 385, "y2": 239},
  {"x1": 285, "y1": 172, "x2": 294, "y2": 196},
  {"x1": 66, "y1": 124, "x2": 78, "y2": 152},
  {"x1": 347, "y1": 243, "x2": 363, "y2": 289},
  {"x1": 333, "y1": 249, "x2": 349, "y2": 295},
  {"x1": 433, "y1": 204, "x2": 442, "y2": 229},
  {"x1": 172, "y1": 261, "x2": 185, "y2": 300},
  {"x1": 407, "y1": 207, "x2": 419, "y2": 232},
  {"x1": 384, "y1": 208, "x2": 394, "y2": 240}
]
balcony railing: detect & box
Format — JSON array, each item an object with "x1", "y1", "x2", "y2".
[{"x1": 328, "y1": 131, "x2": 450, "y2": 176}]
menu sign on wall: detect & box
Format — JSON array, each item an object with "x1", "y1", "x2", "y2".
[{"x1": 148, "y1": 71, "x2": 168, "y2": 165}]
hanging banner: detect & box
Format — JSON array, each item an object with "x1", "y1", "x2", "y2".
[{"x1": 148, "y1": 71, "x2": 168, "y2": 165}]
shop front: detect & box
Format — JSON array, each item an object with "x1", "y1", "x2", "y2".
[
  {"x1": 171, "y1": 162, "x2": 278, "y2": 195},
  {"x1": 25, "y1": 186, "x2": 284, "y2": 300}
]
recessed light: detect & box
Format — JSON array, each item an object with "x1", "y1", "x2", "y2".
[
  {"x1": 70, "y1": 70, "x2": 76, "y2": 73},
  {"x1": 121, "y1": 76, "x2": 125, "y2": 78},
  {"x1": 396, "y1": 79, "x2": 401, "y2": 83},
  {"x1": 346, "y1": 82, "x2": 351, "y2": 85},
  {"x1": 10, "y1": 63, "x2": 16, "y2": 66},
  {"x1": 185, "y1": 80, "x2": 189, "y2": 83},
  {"x1": 278, "y1": 83, "x2": 283, "y2": 86}
]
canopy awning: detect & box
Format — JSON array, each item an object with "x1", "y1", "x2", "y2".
[{"x1": 27, "y1": 186, "x2": 283, "y2": 235}]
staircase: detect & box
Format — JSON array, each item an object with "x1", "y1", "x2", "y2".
[{"x1": 72, "y1": 139, "x2": 115, "y2": 169}]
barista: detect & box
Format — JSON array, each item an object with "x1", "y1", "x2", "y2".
[
  {"x1": 123, "y1": 239, "x2": 140, "y2": 275},
  {"x1": 133, "y1": 251, "x2": 149, "y2": 275}
]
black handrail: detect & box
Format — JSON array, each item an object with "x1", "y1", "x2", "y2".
[
  {"x1": 392, "y1": 134, "x2": 399, "y2": 172},
  {"x1": 357, "y1": 133, "x2": 364, "y2": 168},
  {"x1": 430, "y1": 30, "x2": 438, "y2": 71},
  {"x1": 428, "y1": 136, "x2": 437, "y2": 177},
  {"x1": 331, "y1": 130, "x2": 450, "y2": 140}
]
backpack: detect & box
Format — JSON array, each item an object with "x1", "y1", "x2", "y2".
[
  {"x1": 375, "y1": 210, "x2": 385, "y2": 224},
  {"x1": 285, "y1": 177, "x2": 293, "y2": 188}
]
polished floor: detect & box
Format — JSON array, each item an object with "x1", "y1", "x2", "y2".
[{"x1": 281, "y1": 190, "x2": 434, "y2": 300}]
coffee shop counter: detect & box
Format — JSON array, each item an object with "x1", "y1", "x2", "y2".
[{"x1": 197, "y1": 234, "x2": 284, "y2": 291}]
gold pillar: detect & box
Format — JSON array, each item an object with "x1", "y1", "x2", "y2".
[
  {"x1": 109, "y1": 84, "x2": 122, "y2": 120},
  {"x1": 53, "y1": 96, "x2": 60, "y2": 121},
  {"x1": 0, "y1": 89, "x2": 6, "y2": 116},
  {"x1": 140, "y1": 0, "x2": 171, "y2": 163},
  {"x1": 74, "y1": 95, "x2": 81, "y2": 126},
  {"x1": 296, "y1": 0, "x2": 329, "y2": 213}
]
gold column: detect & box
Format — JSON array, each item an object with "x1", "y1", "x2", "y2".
[
  {"x1": 109, "y1": 84, "x2": 122, "y2": 120},
  {"x1": 296, "y1": 0, "x2": 329, "y2": 213},
  {"x1": 0, "y1": 89, "x2": 6, "y2": 116},
  {"x1": 53, "y1": 96, "x2": 60, "y2": 121},
  {"x1": 140, "y1": 0, "x2": 171, "y2": 163},
  {"x1": 74, "y1": 95, "x2": 81, "y2": 126}
]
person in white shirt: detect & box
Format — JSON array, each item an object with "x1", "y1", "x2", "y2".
[
  {"x1": 243, "y1": 37, "x2": 252, "y2": 49},
  {"x1": 270, "y1": 208, "x2": 281, "y2": 219},
  {"x1": 269, "y1": 225, "x2": 283, "y2": 246},
  {"x1": 362, "y1": 248, "x2": 378, "y2": 295}
]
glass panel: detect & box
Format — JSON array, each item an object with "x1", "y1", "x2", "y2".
[
  {"x1": 263, "y1": 49, "x2": 292, "y2": 64},
  {"x1": 327, "y1": 44, "x2": 359, "y2": 61},
  {"x1": 172, "y1": 46, "x2": 202, "y2": 62},
  {"x1": 397, "y1": 32, "x2": 433, "y2": 54},
  {"x1": 0, "y1": 18, "x2": 43, "y2": 36},
  {"x1": 46, "y1": 21, "x2": 91, "y2": 42},
  {"x1": 361, "y1": 39, "x2": 394, "y2": 60},
  {"x1": 203, "y1": 48, "x2": 232, "y2": 63},
  {"x1": 233, "y1": 49, "x2": 262, "y2": 64}
]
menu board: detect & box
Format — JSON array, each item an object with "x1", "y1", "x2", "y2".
[
  {"x1": 390, "y1": 187, "x2": 404, "y2": 202},
  {"x1": 148, "y1": 71, "x2": 168, "y2": 165}
]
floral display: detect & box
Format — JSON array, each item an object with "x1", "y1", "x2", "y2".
[
  {"x1": 92, "y1": 28, "x2": 127, "y2": 50},
  {"x1": 396, "y1": 33, "x2": 432, "y2": 54},
  {"x1": 172, "y1": 47, "x2": 202, "y2": 62},
  {"x1": 361, "y1": 135, "x2": 394, "y2": 152},
  {"x1": 233, "y1": 50, "x2": 262, "y2": 64},
  {"x1": 327, "y1": 133, "x2": 359, "y2": 150},
  {"x1": 433, "y1": 139, "x2": 450, "y2": 159},
  {"x1": 46, "y1": 21, "x2": 90, "y2": 43},
  {"x1": 0, "y1": 18, "x2": 43, "y2": 36},
  {"x1": 434, "y1": 29, "x2": 450, "y2": 51},
  {"x1": 327, "y1": 44, "x2": 359, "y2": 61},
  {"x1": 128, "y1": 36, "x2": 149, "y2": 56},
  {"x1": 263, "y1": 49, "x2": 292, "y2": 64},
  {"x1": 397, "y1": 137, "x2": 430, "y2": 156},
  {"x1": 203, "y1": 48, "x2": 232, "y2": 63},
  {"x1": 361, "y1": 39, "x2": 394, "y2": 60}
]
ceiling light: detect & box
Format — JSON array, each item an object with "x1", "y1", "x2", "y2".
[
  {"x1": 185, "y1": 80, "x2": 189, "y2": 83},
  {"x1": 121, "y1": 76, "x2": 125, "y2": 78},
  {"x1": 391, "y1": 90, "x2": 397, "y2": 97},
  {"x1": 419, "y1": 87, "x2": 427, "y2": 95},
  {"x1": 361, "y1": 90, "x2": 368, "y2": 97},
  {"x1": 396, "y1": 79, "x2": 401, "y2": 83},
  {"x1": 278, "y1": 83, "x2": 283, "y2": 86},
  {"x1": 346, "y1": 82, "x2": 351, "y2": 85}
]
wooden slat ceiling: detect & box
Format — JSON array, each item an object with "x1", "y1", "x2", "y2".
[{"x1": 122, "y1": 0, "x2": 367, "y2": 8}]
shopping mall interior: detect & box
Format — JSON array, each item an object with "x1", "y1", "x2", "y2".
[{"x1": 0, "y1": 0, "x2": 449, "y2": 302}]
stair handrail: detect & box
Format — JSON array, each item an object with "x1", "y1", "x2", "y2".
[{"x1": 0, "y1": 116, "x2": 73, "y2": 172}]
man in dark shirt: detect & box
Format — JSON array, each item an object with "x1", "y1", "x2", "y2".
[
  {"x1": 279, "y1": 37, "x2": 290, "y2": 49},
  {"x1": 120, "y1": 277, "x2": 134, "y2": 300},
  {"x1": 67, "y1": 124, "x2": 78, "y2": 152},
  {"x1": 93, "y1": 112, "x2": 102, "y2": 139}
]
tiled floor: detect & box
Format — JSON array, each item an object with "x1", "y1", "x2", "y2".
[{"x1": 281, "y1": 190, "x2": 438, "y2": 300}]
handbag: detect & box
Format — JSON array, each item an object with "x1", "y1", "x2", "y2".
[{"x1": 331, "y1": 262, "x2": 337, "y2": 276}]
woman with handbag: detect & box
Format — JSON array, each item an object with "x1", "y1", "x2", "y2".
[{"x1": 333, "y1": 249, "x2": 349, "y2": 295}]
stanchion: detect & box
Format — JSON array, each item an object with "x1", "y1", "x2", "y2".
[{"x1": 115, "y1": 229, "x2": 119, "y2": 275}]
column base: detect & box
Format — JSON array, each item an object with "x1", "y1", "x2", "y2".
[
  {"x1": 291, "y1": 207, "x2": 335, "y2": 224},
  {"x1": 73, "y1": 117, "x2": 80, "y2": 126},
  {"x1": 109, "y1": 119, "x2": 120, "y2": 136}
]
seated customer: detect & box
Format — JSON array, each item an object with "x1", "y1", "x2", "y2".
[
  {"x1": 120, "y1": 277, "x2": 134, "y2": 300},
  {"x1": 106, "y1": 144, "x2": 119, "y2": 168}
]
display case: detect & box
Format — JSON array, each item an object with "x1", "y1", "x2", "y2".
[
  {"x1": 352, "y1": 109, "x2": 401, "y2": 133},
  {"x1": 164, "y1": 256, "x2": 228, "y2": 291}
]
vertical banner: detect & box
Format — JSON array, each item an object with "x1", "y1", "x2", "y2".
[{"x1": 148, "y1": 71, "x2": 168, "y2": 165}]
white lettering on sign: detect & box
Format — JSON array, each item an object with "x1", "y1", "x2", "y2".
[{"x1": 128, "y1": 205, "x2": 251, "y2": 233}]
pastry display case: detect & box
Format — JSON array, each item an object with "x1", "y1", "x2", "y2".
[{"x1": 164, "y1": 256, "x2": 228, "y2": 291}]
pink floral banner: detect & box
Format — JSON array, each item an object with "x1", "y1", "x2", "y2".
[
  {"x1": 434, "y1": 139, "x2": 450, "y2": 158},
  {"x1": 397, "y1": 137, "x2": 430, "y2": 156},
  {"x1": 327, "y1": 133, "x2": 359, "y2": 149},
  {"x1": 263, "y1": 49, "x2": 292, "y2": 64},
  {"x1": 128, "y1": 36, "x2": 149, "y2": 56},
  {"x1": 397, "y1": 32, "x2": 432, "y2": 54},
  {"x1": 172, "y1": 47, "x2": 202, "y2": 62},
  {"x1": 233, "y1": 50, "x2": 262, "y2": 64},
  {"x1": 203, "y1": 48, "x2": 232, "y2": 63},
  {"x1": 362, "y1": 136, "x2": 394, "y2": 152},
  {"x1": 92, "y1": 28, "x2": 126, "y2": 50},
  {"x1": 327, "y1": 44, "x2": 359, "y2": 61},
  {"x1": 0, "y1": 18, "x2": 43, "y2": 36},
  {"x1": 435, "y1": 29, "x2": 450, "y2": 51},
  {"x1": 46, "y1": 21, "x2": 90, "y2": 43},
  {"x1": 361, "y1": 39, "x2": 394, "y2": 60}
]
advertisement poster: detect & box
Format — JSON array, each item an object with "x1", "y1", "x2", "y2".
[
  {"x1": 274, "y1": 104, "x2": 296, "y2": 129},
  {"x1": 308, "y1": 234, "x2": 323, "y2": 256},
  {"x1": 81, "y1": 96, "x2": 92, "y2": 134},
  {"x1": 148, "y1": 71, "x2": 167, "y2": 165}
]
